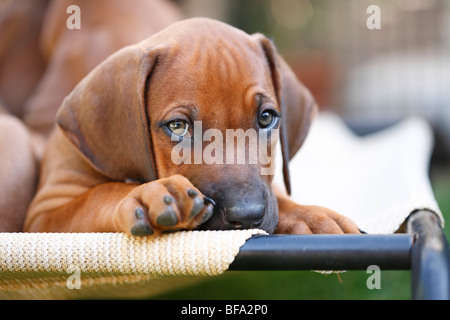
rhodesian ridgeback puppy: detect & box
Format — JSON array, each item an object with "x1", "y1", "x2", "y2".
[{"x1": 24, "y1": 18, "x2": 359, "y2": 235}]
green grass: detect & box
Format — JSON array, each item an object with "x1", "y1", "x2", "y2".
[
  {"x1": 152, "y1": 167, "x2": 450, "y2": 300},
  {"x1": 153, "y1": 270, "x2": 411, "y2": 300},
  {"x1": 431, "y1": 166, "x2": 450, "y2": 240}
]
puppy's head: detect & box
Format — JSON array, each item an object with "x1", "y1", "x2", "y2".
[{"x1": 57, "y1": 18, "x2": 316, "y2": 233}]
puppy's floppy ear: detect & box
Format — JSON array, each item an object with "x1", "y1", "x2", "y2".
[
  {"x1": 253, "y1": 34, "x2": 317, "y2": 195},
  {"x1": 56, "y1": 45, "x2": 159, "y2": 182}
]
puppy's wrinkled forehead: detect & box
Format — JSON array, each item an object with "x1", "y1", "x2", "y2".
[{"x1": 146, "y1": 18, "x2": 276, "y2": 112}]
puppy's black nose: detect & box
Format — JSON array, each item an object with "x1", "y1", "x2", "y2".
[{"x1": 224, "y1": 204, "x2": 265, "y2": 229}]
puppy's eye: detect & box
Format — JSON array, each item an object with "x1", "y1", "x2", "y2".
[
  {"x1": 259, "y1": 110, "x2": 278, "y2": 129},
  {"x1": 167, "y1": 120, "x2": 189, "y2": 136}
]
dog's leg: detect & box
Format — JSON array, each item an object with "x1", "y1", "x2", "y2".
[
  {"x1": 273, "y1": 184, "x2": 360, "y2": 234},
  {"x1": 25, "y1": 176, "x2": 213, "y2": 235},
  {"x1": 24, "y1": 131, "x2": 213, "y2": 234},
  {"x1": 0, "y1": 115, "x2": 38, "y2": 232},
  {"x1": 112, "y1": 175, "x2": 214, "y2": 235}
]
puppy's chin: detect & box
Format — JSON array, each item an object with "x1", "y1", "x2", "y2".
[{"x1": 197, "y1": 197, "x2": 278, "y2": 234}]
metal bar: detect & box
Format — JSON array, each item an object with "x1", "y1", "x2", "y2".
[
  {"x1": 407, "y1": 210, "x2": 450, "y2": 300},
  {"x1": 229, "y1": 234, "x2": 413, "y2": 271}
]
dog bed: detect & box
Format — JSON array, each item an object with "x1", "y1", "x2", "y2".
[{"x1": 0, "y1": 112, "x2": 444, "y2": 299}]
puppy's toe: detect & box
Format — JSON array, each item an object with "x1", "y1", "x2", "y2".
[
  {"x1": 276, "y1": 205, "x2": 360, "y2": 235},
  {"x1": 114, "y1": 199, "x2": 154, "y2": 236},
  {"x1": 155, "y1": 205, "x2": 179, "y2": 227},
  {"x1": 131, "y1": 219, "x2": 154, "y2": 236}
]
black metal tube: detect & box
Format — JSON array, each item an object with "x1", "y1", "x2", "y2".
[
  {"x1": 407, "y1": 210, "x2": 450, "y2": 300},
  {"x1": 229, "y1": 234, "x2": 413, "y2": 271}
]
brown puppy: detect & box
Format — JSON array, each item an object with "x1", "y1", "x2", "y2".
[{"x1": 24, "y1": 18, "x2": 359, "y2": 235}]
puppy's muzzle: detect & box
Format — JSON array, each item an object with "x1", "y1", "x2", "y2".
[
  {"x1": 197, "y1": 180, "x2": 277, "y2": 232},
  {"x1": 223, "y1": 204, "x2": 265, "y2": 229}
]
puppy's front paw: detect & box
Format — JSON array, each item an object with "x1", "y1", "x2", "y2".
[
  {"x1": 276, "y1": 205, "x2": 360, "y2": 234},
  {"x1": 113, "y1": 175, "x2": 214, "y2": 236}
]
